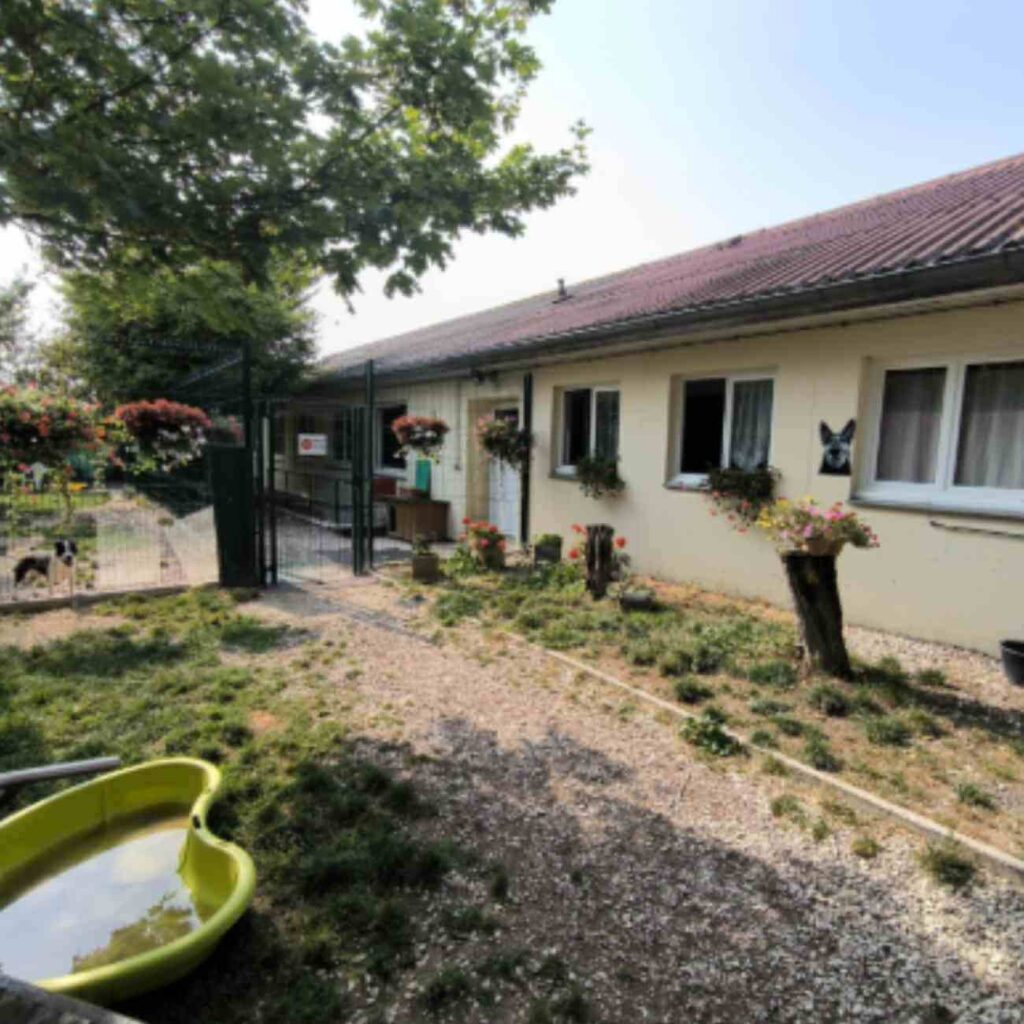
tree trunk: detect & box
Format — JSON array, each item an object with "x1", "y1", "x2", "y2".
[
  {"x1": 781, "y1": 553, "x2": 852, "y2": 679},
  {"x1": 585, "y1": 524, "x2": 615, "y2": 599}
]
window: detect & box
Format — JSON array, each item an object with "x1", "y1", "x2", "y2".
[
  {"x1": 862, "y1": 356, "x2": 1024, "y2": 512},
  {"x1": 558, "y1": 387, "x2": 619, "y2": 471},
  {"x1": 332, "y1": 410, "x2": 353, "y2": 462},
  {"x1": 297, "y1": 413, "x2": 316, "y2": 435},
  {"x1": 377, "y1": 403, "x2": 407, "y2": 472},
  {"x1": 673, "y1": 375, "x2": 774, "y2": 485}
]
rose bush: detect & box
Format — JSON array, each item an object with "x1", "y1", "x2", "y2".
[
  {"x1": 114, "y1": 399, "x2": 211, "y2": 473},
  {"x1": 458, "y1": 516, "x2": 507, "y2": 570}
]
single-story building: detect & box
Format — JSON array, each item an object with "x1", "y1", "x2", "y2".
[{"x1": 281, "y1": 152, "x2": 1024, "y2": 654}]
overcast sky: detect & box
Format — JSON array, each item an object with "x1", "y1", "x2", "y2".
[{"x1": 4, "y1": 0, "x2": 1023, "y2": 357}]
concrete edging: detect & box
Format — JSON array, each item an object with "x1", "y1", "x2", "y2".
[{"x1": 529, "y1": 643, "x2": 1024, "y2": 884}]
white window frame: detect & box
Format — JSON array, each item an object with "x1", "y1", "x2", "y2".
[
  {"x1": 858, "y1": 351, "x2": 1024, "y2": 515},
  {"x1": 375, "y1": 402, "x2": 408, "y2": 477},
  {"x1": 555, "y1": 385, "x2": 620, "y2": 477},
  {"x1": 669, "y1": 371, "x2": 775, "y2": 489}
]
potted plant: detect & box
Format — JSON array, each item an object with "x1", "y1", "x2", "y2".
[
  {"x1": 755, "y1": 498, "x2": 879, "y2": 678},
  {"x1": 411, "y1": 534, "x2": 441, "y2": 583},
  {"x1": 476, "y1": 415, "x2": 532, "y2": 468},
  {"x1": 460, "y1": 517, "x2": 507, "y2": 571},
  {"x1": 704, "y1": 466, "x2": 779, "y2": 525},
  {"x1": 533, "y1": 532, "x2": 563, "y2": 565},
  {"x1": 1000, "y1": 640, "x2": 1024, "y2": 685},
  {"x1": 575, "y1": 454, "x2": 625, "y2": 499},
  {"x1": 391, "y1": 414, "x2": 449, "y2": 461}
]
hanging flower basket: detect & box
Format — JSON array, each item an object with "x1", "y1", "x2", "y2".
[
  {"x1": 115, "y1": 399, "x2": 211, "y2": 474},
  {"x1": 392, "y1": 415, "x2": 449, "y2": 461},
  {"x1": 704, "y1": 466, "x2": 779, "y2": 526},
  {"x1": 475, "y1": 415, "x2": 532, "y2": 469}
]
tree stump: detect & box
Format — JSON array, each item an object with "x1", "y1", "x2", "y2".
[
  {"x1": 781, "y1": 553, "x2": 852, "y2": 679},
  {"x1": 585, "y1": 524, "x2": 615, "y2": 599}
]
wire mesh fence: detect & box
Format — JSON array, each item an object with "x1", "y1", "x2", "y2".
[{"x1": 0, "y1": 483, "x2": 218, "y2": 605}]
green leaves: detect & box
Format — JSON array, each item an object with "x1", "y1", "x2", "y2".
[{"x1": 1, "y1": 0, "x2": 587, "y2": 297}]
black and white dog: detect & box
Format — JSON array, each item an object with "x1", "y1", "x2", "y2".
[
  {"x1": 819, "y1": 420, "x2": 856, "y2": 476},
  {"x1": 14, "y1": 539, "x2": 78, "y2": 594}
]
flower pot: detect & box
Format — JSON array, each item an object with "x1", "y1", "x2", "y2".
[
  {"x1": 619, "y1": 588, "x2": 655, "y2": 612},
  {"x1": 534, "y1": 541, "x2": 562, "y2": 566},
  {"x1": 411, "y1": 552, "x2": 441, "y2": 583},
  {"x1": 1000, "y1": 640, "x2": 1024, "y2": 685},
  {"x1": 801, "y1": 538, "x2": 844, "y2": 557}
]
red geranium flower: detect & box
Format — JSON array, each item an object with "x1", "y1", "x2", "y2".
[
  {"x1": 462, "y1": 516, "x2": 471, "y2": 525},
  {"x1": 568, "y1": 547, "x2": 580, "y2": 560},
  {"x1": 614, "y1": 536, "x2": 627, "y2": 549},
  {"x1": 571, "y1": 523, "x2": 584, "y2": 534}
]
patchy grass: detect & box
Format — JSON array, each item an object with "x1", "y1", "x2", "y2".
[
  {"x1": 0, "y1": 589, "x2": 515, "y2": 1024},
  {"x1": 413, "y1": 560, "x2": 1024, "y2": 859},
  {"x1": 919, "y1": 844, "x2": 977, "y2": 891},
  {"x1": 681, "y1": 707, "x2": 742, "y2": 757},
  {"x1": 851, "y1": 836, "x2": 881, "y2": 859},
  {"x1": 956, "y1": 782, "x2": 998, "y2": 811}
]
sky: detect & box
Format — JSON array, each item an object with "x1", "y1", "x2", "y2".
[{"x1": 4, "y1": 0, "x2": 1024, "y2": 357}]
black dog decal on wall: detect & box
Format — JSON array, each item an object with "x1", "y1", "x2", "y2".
[{"x1": 819, "y1": 420, "x2": 855, "y2": 476}]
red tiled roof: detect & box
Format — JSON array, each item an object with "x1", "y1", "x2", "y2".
[{"x1": 317, "y1": 152, "x2": 1024, "y2": 380}]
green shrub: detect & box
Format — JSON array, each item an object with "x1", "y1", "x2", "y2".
[
  {"x1": 811, "y1": 818, "x2": 831, "y2": 842},
  {"x1": 807, "y1": 684, "x2": 850, "y2": 717},
  {"x1": 673, "y1": 676, "x2": 713, "y2": 704},
  {"x1": 623, "y1": 637, "x2": 660, "y2": 666},
  {"x1": 749, "y1": 728, "x2": 777, "y2": 749},
  {"x1": 851, "y1": 836, "x2": 880, "y2": 859},
  {"x1": 749, "y1": 698, "x2": 791, "y2": 716},
  {"x1": 420, "y1": 967, "x2": 472, "y2": 1013},
  {"x1": 915, "y1": 667, "x2": 948, "y2": 687},
  {"x1": 747, "y1": 660, "x2": 797, "y2": 688},
  {"x1": 770, "y1": 794, "x2": 804, "y2": 820},
  {"x1": 906, "y1": 708, "x2": 945, "y2": 738},
  {"x1": 761, "y1": 755, "x2": 789, "y2": 776},
  {"x1": 862, "y1": 656, "x2": 908, "y2": 685},
  {"x1": 864, "y1": 714, "x2": 912, "y2": 747},
  {"x1": 803, "y1": 734, "x2": 841, "y2": 772},
  {"x1": 770, "y1": 715, "x2": 805, "y2": 737},
  {"x1": 956, "y1": 782, "x2": 997, "y2": 810},
  {"x1": 681, "y1": 708, "x2": 741, "y2": 757},
  {"x1": 434, "y1": 590, "x2": 483, "y2": 626},
  {"x1": 657, "y1": 647, "x2": 694, "y2": 677},
  {"x1": 919, "y1": 844, "x2": 976, "y2": 890}
]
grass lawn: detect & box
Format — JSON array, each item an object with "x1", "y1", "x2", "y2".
[
  {"x1": 411, "y1": 560, "x2": 1024, "y2": 860},
  {"x1": 0, "y1": 589, "x2": 589, "y2": 1023}
]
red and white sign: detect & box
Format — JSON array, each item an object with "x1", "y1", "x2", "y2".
[{"x1": 297, "y1": 433, "x2": 327, "y2": 456}]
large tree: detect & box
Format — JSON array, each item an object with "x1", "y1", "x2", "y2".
[
  {"x1": 0, "y1": 0, "x2": 588, "y2": 296},
  {"x1": 56, "y1": 254, "x2": 317, "y2": 403},
  {"x1": 0, "y1": 275, "x2": 40, "y2": 383}
]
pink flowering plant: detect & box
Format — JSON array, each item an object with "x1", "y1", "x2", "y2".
[
  {"x1": 475, "y1": 415, "x2": 532, "y2": 469},
  {"x1": 114, "y1": 399, "x2": 211, "y2": 473},
  {"x1": 755, "y1": 497, "x2": 879, "y2": 556},
  {"x1": 391, "y1": 414, "x2": 449, "y2": 461},
  {"x1": 458, "y1": 516, "x2": 508, "y2": 570}
]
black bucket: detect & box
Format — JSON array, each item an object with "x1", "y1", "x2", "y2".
[{"x1": 1000, "y1": 640, "x2": 1024, "y2": 685}]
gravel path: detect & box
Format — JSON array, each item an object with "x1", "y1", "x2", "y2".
[{"x1": 251, "y1": 581, "x2": 1024, "y2": 1024}]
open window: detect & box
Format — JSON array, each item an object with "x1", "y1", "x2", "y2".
[
  {"x1": 671, "y1": 374, "x2": 774, "y2": 487},
  {"x1": 557, "y1": 387, "x2": 620, "y2": 474},
  {"x1": 861, "y1": 355, "x2": 1024, "y2": 513},
  {"x1": 376, "y1": 403, "x2": 408, "y2": 474}
]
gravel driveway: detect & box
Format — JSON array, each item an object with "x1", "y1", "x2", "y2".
[{"x1": 247, "y1": 579, "x2": 1024, "y2": 1024}]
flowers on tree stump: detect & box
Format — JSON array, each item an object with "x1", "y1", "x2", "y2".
[{"x1": 756, "y1": 497, "x2": 879, "y2": 556}]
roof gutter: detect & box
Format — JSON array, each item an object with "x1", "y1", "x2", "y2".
[{"x1": 302, "y1": 247, "x2": 1024, "y2": 392}]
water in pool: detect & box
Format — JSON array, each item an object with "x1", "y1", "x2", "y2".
[{"x1": 0, "y1": 810, "x2": 209, "y2": 982}]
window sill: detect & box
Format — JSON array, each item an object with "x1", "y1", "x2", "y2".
[
  {"x1": 551, "y1": 467, "x2": 579, "y2": 481},
  {"x1": 851, "y1": 492, "x2": 1024, "y2": 522},
  {"x1": 665, "y1": 474, "x2": 710, "y2": 492},
  {"x1": 375, "y1": 467, "x2": 407, "y2": 479}
]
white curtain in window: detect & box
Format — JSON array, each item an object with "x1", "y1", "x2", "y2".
[
  {"x1": 955, "y1": 361, "x2": 1024, "y2": 489},
  {"x1": 729, "y1": 379, "x2": 773, "y2": 470},
  {"x1": 876, "y1": 368, "x2": 946, "y2": 483}
]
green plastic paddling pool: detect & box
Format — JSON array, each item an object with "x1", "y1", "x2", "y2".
[{"x1": 0, "y1": 758, "x2": 255, "y2": 1005}]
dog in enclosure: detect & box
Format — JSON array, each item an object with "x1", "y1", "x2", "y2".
[{"x1": 14, "y1": 539, "x2": 78, "y2": 595}]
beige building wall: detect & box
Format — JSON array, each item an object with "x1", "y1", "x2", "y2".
[
  {"x1": 529, "y1": 300, "x2": 1024, "y2": 655},
  {"x1": 279, "y1": 371, "x2": 525, "y2": 537}
]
